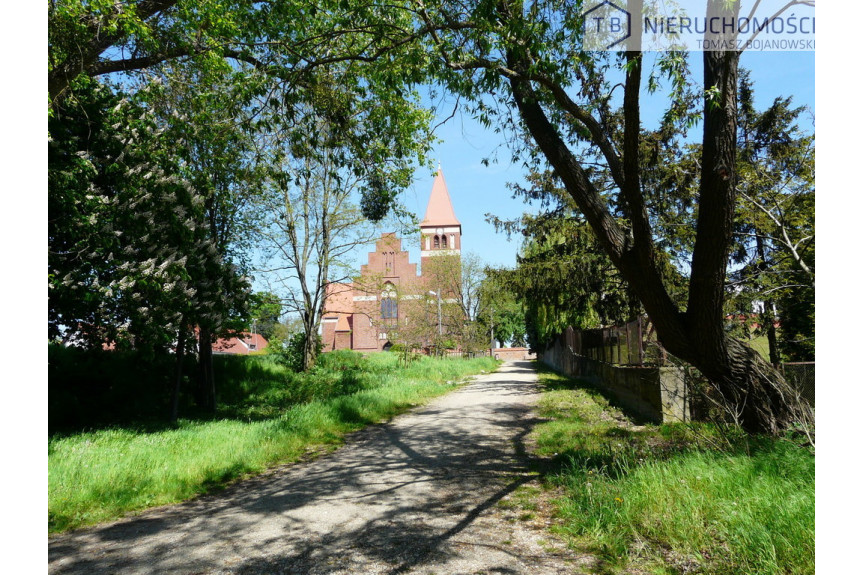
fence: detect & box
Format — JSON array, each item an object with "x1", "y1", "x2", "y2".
[
  {"x1": 782, "y1": 362, "x2": 815, "y2": 406},
  {"x1": 541, "y1": 325, "x2": 691, "y2": 424},
  {"x1": 563, "y1": 317, "x2": 669, "y2": 366},
  {"x1": 542, "y1": 318, "x2": 816, "y2": 422}
]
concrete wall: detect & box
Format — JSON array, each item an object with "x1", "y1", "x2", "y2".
[{"x1": 541, "y1": 338, "x2": 691, "y2": 424}]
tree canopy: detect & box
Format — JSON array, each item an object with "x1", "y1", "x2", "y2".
[
  {"x1": 48, "y1": 0, "x2": 815, "y2": 434},
  {"x1": 407, "y1": 0, "x2": 813, "y2": 434}
]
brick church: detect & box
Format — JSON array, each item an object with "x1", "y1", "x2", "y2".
[{"x1": 321, "y1": 167, "x2": 462, "y2": 352}]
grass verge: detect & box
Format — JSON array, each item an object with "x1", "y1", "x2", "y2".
[
  {"x1": 49, "y1": 353, "x2": 499, "y2": 534},
  {"x1": 532, "y1": 365, "x2": 814, "y2": 575}
]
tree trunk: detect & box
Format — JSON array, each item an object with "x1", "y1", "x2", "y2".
[
  {"x1": 197, "y1": 326, "x2": 216, "y2": 412},
  {"x1": 302, "y1": 330, "x2": 317, "y2": 371},
  {"x1": 766, "y1": 308, "x2": 780, "y2": 367},
  {"x1": 170, "y1": 325, "x2": 187, "y2": 424},
  {"x1": 501, "y1": 0, "x2": 812, "y2": 435},
  {"x1": 300, "y1": 310, "x2": 319, "y2": 371},
  {"x1": 755, "y1": 232, "x2": 781, "y2": 367}
]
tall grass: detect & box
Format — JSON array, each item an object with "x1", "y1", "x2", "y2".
[
  {"x1": 533, "y1": 367, "x2": 814, "y2": 575},
  {"x1": 49, "y1": 352, "x2": 498, "y2": 533}
]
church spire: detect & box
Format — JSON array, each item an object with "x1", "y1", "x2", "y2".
[
  {"x1": 420, "y1": 167, "x2": 461, "y2": 228},
  {"x1": 420, "y1": 167, "x2": 462, "y2": 266}
]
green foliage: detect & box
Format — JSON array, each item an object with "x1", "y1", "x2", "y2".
[
  {"x1": 478, "y1": 272, "x2": 527, "y2": 347},
  {"x1": 533, "y1": 368, "x2": 813, "y2": 575},
  {"x1": 247, "y1": 292, "x2": 283, "y2": 340},
  {"x1": 50, "y1": 0, "x2": 437, "y2": 218},
  {"x1": 48, "y1": 78, "x2": 250, "y2": 353},
  {"x1": 276, "y1": 332, "x2": 322, "y2": 373},
  {"x1": 727, "y1": 71, "x2": 815, "y2": 361},
  {"x1": 488, "y1": 184, "x2": 645, "y2": 349}
]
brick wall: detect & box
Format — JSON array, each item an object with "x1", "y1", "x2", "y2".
[{"x1": 493, "y1": 348, "x2": 537, "y2": 361}]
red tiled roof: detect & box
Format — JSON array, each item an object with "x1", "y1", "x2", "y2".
[{"x1": 212, "y1": 332, "x2": 269, "y2": 355}]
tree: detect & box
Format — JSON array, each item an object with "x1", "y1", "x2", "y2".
[
  {"x1": 486, "y1": 169, "x2": 647, "y2": 350},
  {"x1": 253, "y1": 92, "x2": 429, "y2": 370},
  {"x1": 49, "y1": 78, "x2": 246, "y2": 354},
  {"x1": 47, "y1": 77, "x2": 251, "y2": 422},
  {"x1": 410, "y1": 0, "x2": 813, "y2": 434},
  {"x1": 49, "y1": 1, "x2": 436, "y2": 389},
  {"x1": 729, "y1": 71, "x2": 814, "y2": 363},
  {"x1": 255, "y1": 151, "x2": 374, "y2": 371},
  {"x1": 477, "y1": 273, "x2": 526, "y2": 349},
  {"x1": 48, "y1": 0, "x2": 443, "y2": 126},
  {"x1": 158, "y1": 65, "x2": 262, "y2": 410},
  {"x1": 418, "y1": 251, "x2": 497, "y2": 353},
  {"x1": 248, "y1": 292, "x2": 283, "y2": 341}
]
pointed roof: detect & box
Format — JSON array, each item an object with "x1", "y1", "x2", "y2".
[{"x1": 420, "y1": 167, "x2": 461, "y2": 228}]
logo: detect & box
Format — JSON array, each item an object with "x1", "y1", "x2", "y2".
[
  {"x1": 582, "y1": 1, "x2": 632, "y2": 50},
  {"x1": 580, "y1": 1, "x2": 815, "y2": 52}
]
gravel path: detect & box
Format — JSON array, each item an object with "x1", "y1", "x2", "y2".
[{"x1": 49, "y1": 360, "x2": 589, "y2": 574}]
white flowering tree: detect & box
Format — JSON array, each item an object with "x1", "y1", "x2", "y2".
[{"x1": 49, "y1": 78, "x2": 250, "y2": 420}]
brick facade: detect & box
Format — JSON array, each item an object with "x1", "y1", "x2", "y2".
[{"x1": 321, "y1": 168, "x2": 462, "y2": 353}]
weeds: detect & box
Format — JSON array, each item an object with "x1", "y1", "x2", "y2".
[{"x1": 533, "y1": 365, "x2": 814, "y2": 575}]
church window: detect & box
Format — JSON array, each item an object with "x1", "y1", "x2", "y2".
[
  {"x1": 381, "y1": 283, "x2": 398, "y2": 319},
  {"x1": 433, "y1": 235, "x2": 440, "y2": 249},
  {"x1": 441, "y1": 235, "x2": 448, "y2": 248}
]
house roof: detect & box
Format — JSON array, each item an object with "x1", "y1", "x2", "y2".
[
  {"x1": 335, "y1": 314, "x2": 351, "y2": 332},
  {"x1": 420, "y1": 167, "x2": 461, "y2": 228},
  {"x1": 212, "y1": 332, "x2": 269, "y2": 355}
]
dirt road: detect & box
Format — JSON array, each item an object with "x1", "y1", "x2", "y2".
[{"x1": 49, "y1": 360, "x2": 586, "y2": 574}]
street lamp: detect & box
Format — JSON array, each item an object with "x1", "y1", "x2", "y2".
[{"x1": 428, "y1": 290, "x2": 442, "y2": 336}]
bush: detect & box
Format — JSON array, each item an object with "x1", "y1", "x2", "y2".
[
  {"x1": 278, "y1": 332, "x2": 322, "y2": 372},
  {"x1": 49, "y1": 344, "x2": 186, "y2": 433}
]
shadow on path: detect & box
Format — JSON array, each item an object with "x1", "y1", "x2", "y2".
[{"x1": 49, "y1": 361, "x2": 574, "y2": 575}]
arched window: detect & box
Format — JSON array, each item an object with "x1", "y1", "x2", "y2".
[
  {"x1": 381, "y1": 283, "x2": 398, "y2": 319},
  {"x1": 441, "y1": 235, "x2": 448, "y2": 248},
  {"x1": 433, "y1": 235, "x2": 440, "y2": 248}
]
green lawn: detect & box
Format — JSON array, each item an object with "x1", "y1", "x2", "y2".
[
  {"x1": 531, "y1": 365, "x2": 814, "y2": 575},
  {"x1": 49, "y1": 352, "x2": 499, "y2": 533}
]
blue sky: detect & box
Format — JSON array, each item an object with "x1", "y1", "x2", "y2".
[{"x1": 386, "y1": 50, "x2": 815, "y2": 275}]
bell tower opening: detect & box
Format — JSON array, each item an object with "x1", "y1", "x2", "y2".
[{"x1": 420, "y1": 166, "x2": 462, "y2": 272}]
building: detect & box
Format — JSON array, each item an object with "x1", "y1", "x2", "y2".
[
  {"x1": 211, "y1": 331, "x2": 269, "y2": 355},
  {"x1": 321, "y1": 167, "x2": 462, "y2": 352}
]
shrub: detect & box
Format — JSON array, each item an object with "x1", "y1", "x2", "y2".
[{"x1": 278, "y1": 332, "x2": 322, "y2": 372}]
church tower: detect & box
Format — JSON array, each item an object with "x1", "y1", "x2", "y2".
[{"x1": 420, "y1": 167, "x2": 461, "y2": 272}]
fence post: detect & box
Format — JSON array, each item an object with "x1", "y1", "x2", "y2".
[{"x1": 637, "y1": 317, "x2": 644, "y2": 366}]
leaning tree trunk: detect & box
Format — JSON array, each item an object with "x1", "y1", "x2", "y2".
[{"x1": 501, "y1": 1, "x2": 811, "y2": 435}]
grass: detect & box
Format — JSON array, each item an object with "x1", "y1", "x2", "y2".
[
  {"x1": 531, "y1": 365, "x2": 814, "y2": 575},
  {"x1": 49, "y1": 352, "x2": 499, "y2": 533},
  {"x1": 744, "y1": 333, "x2": 772, "y2": 363}
]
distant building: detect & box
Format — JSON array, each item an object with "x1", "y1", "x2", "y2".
[
  {"x1": 212, "y1": 332, "x2": 268, "y2": 355},
  {"x1": 321, "y1": 168, "x2": 462, "y2": 352}
]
